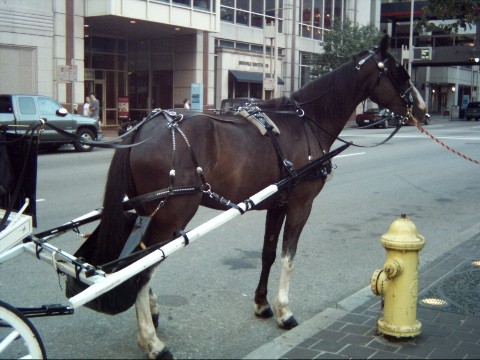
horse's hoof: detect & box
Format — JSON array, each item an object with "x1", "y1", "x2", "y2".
[
  {"x1": 281, "y1": 316, "x2": 299, "y2": 330},
  {"x1": 255, "y1": 307, "x2": 274, "y2": 318},
  {"x1": 152, "y1": 313, "x2": 159, "y2": 329},
  {"x1": 155, "y1": 347, "x2": 174, "y2": 359}
]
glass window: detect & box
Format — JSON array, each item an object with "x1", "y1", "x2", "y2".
[
  {"x1": 313, "y1": 0, "x2": 322, "y2": 27},
  {"x1": 221, "y1": 6, "x2": 234, "y2": 22},
  {"x1": 92, "y1": 37, "x2": 115, "y2": 53},
  {"x1": 38, "y1": 97, "x2": 60, "y2": 116},
  {"x1": 234, "y1": 82, "x2": 248, "y2": 97},
  {"x1": 302, "y1": 0, "x2": 312, "y2": 25},
  {"x1": 236, "y1": 42, "x2": 249, "y2": 50},
  {"x1": 18, "y1": 97, "x2": 36, "y2": 115},
  {"x1": 106, "y1": 71, "x2": 115, "y2": 108},
  {"x1": 334, "y1": 0, "x2": 342, "y2": 19},
  {"x1": 265, "y1": 0, "x2": 275, "y2": 16},
  {"x1": 92, "y1": 54, "x2": 115, "y2": 70},
  {"x1": 219, "y1": 40, "x2": 234, "y2": 47},
  {"x1": 251, "y1": 13, "x2": 263, "y2": 28},
  {"x1": 251, "y1": 44, "x2": 263, "y2": 53},
  {"x1": 324, "y1": 0, "x2": 332, "y2": 28},
  {"x1": 118, "y1": 39, "x2": 127, "y2": 54},
  {"x1": 252, "y1": 0, "x2": 263, "y2": 13},
  {"x1": 221, "y1": 0, "x2": 234, "y2": 6},
  {"x1": 236, "y1": 10, "x2": 249, "y2": 25},
  {"x1": 237, "y1": 0, "x2": 249, "y2": 11},
  {"x1": 173, "y1": 0, "x2": 191, "y2": 6},
  {"x1": 194, "y1": 0, "x2": 210, "y2": 10}
]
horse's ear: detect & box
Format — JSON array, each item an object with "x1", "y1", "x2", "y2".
[{"x1": 379, "y1": 35, "x2": 390, "y2": 56}]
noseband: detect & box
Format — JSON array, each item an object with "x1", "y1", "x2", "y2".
[{"x1": 356, "y1": 48, "x2": 414, "y2": 118}]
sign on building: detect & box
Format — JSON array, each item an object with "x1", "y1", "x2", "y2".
[
  {"x1": 57, "y1": 65, "x2": 77, "y2": 82},
  {"x1": 413, "y1": 47, "x2": 432, "y2": 60},
  {"x1": 191, "y1": 83, "x2": 203, "y2": 111},
  {"x1": 263, "y1": 77, "x2": 275, "y2": 91}
]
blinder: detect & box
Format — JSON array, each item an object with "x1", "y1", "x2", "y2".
[{"x1": 356, "y1": 49, "x2": 415, "y2": 107}]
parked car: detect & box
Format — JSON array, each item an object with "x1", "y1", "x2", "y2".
[
  {"x1": 356, "y1": 108, "x2": 392, "y2": 128},
  {"x1": 0, "y1": 94, "x2": 103, "y2": 152},
  {"x1": 465, "y1": 102, "x2": 480, "y2": 121},
  {"x1": 220, "y1": 97, "x2": 261, "y2": 115}
]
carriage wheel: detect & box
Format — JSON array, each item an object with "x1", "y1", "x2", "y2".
[{"x1": 0, "y1": 300, "x2": 46, "y2": 359}]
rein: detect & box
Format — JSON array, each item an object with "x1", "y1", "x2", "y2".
[{"x1": 413, "y1": 119, "x2": 480, "y2": 165}]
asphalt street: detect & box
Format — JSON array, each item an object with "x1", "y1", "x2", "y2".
[{"x1": 1, "y1": 114, "x2": 479, "y2": 359}]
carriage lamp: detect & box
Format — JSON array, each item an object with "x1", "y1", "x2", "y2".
[{"x1": 371, "y1": 214, "x2": 425, "y2": 338}]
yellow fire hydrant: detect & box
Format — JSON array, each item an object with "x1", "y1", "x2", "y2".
[{"x1": 371, "y1": 214, "x2": 425, "y2": 338}]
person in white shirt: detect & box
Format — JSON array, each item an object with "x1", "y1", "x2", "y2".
[{"x1": 83, "y1": 96, "x2": 91, "y2": 116}]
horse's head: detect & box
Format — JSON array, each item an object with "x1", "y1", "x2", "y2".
[{"x1": 355, "y1": 35, "x2": 427, "y2": 125}]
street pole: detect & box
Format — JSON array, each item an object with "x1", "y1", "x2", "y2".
[
  {"x1": 408, "y1": 0, "x2": 414, "y2": 77},
  {"x1": 274, "y1": 0, "x2": 279, "y2": 98}
]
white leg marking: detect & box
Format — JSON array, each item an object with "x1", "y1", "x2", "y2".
[
  {"x1": 274, "y1": 256, "x2": 294, "y2": 325},
  {"x1": 136, "y1": 285, "x2": 166, "y2": 359},
  {"x1": 149, "y1": 289, "x2": 160, "y2": 319}
]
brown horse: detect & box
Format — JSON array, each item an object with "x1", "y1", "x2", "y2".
[{"x1": 92, "y1": 36, "x2": 426, "y2": 359}]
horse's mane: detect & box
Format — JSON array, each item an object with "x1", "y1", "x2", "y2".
[{"x1": 262, "y1": 51, "x2": 369, "y2": 121}]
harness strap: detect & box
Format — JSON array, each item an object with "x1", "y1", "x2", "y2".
[
  {"x1": 265, "y1": 128, "x2": 297, "y2": 178},
  {"x1": 124, "y1": 186, "x2": 201, "y2": 210}
]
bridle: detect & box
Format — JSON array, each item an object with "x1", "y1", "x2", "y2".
[
  {"x1": 283, "y1": 47, "x2": 417, "y2": 148},
  {"x1": 355, "y1": 48, "x2": 415, "y2": 119}
]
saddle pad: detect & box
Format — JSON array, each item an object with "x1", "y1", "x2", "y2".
[{"x1": 236, "y1": 109, "x2": 280, "y2": 135}]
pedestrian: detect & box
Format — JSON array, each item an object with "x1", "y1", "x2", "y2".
[
  {"x1": 183, "y1": 98, "x2": 190, "y2": 110},
  {"x1": 83, "y1": 96, "x2": 91, "y2": 116},
  {"x1": 89, "y1": 93, "x2": 100, "y2": 119}
]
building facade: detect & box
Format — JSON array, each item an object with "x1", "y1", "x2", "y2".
[
  {"x1": 381, "y1": 0, "x2": 479, "y2": 117},
  {"x1": 6, "y1": 0, "x2": 475, "y2": 128},
  {"x1": 0, "y1": 0, "x2": 380, "y2": 127}
]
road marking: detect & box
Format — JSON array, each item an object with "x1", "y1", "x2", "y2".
[
  {"x1": 341, "y1": 134, "x2": 480, "y2": 141},
  {"x1": 337, "y1": 152, "x2": 365, "y2": 158}
]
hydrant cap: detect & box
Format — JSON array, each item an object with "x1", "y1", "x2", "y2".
[{"x1": 381, "y1": 215, "x2": 425, "y2": 251}]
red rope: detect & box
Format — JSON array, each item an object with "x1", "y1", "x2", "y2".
[{"x1": 414, "y1": 120, "x2": 480, "y2": 165}]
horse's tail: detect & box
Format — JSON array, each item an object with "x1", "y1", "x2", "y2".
[
  {"x1": 66, "y1": 147, "x2": 147, "y2": 315},
  {"x1": 94, "y1": 147, "x2": 136, "y2": 263}
]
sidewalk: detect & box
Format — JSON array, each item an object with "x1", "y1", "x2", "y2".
[{"x1": 244, "y1": 222, "x2": 480, "y2": 359}]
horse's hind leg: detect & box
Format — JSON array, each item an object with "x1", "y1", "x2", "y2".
[
  {"x1": 136, "y1": 277, "x2": 173, "y2": 359},
  {"x1": 254, "y1": 206, "x2": 287, "y2": 318}
]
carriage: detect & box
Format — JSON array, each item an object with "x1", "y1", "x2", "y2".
[{"x1": 0, "y1": 36, "x2": 426, "y2": 359}]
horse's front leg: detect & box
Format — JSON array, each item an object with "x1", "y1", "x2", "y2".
[
  {"x1": 136, "y1": 281, "x2": 172, "y2": 359},
  {"x1": 273, "y1": 203, "x2": 313, "y2": 330},
  {"x1": 254, "y1": 206, "x2": 287, "y2": 318},
  {"x1": 149, "y1": 287, "x2": 160, "y2": 329}
]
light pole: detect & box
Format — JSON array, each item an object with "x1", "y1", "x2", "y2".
[
  {"x1": 408, "y1": 0, "x2": 414, "y2": 77},
  {"x1": 263, "y1": 0, "x2": 279, "y2": 100}
]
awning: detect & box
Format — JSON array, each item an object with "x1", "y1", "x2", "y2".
[{"x1": 229, "y1": 70, "x2": 284, "y2": 85}]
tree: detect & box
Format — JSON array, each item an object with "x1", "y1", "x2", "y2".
[
  {"x1": 416, "y1": 0, "x2": 480, "y2": 34},
  {"x1": 311, "y1": 18, "x2": 384, "y2": 77}
]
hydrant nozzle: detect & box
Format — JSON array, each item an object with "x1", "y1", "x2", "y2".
[{"x1": 371, "y1": 215, "x2": 425, "y2": 338}]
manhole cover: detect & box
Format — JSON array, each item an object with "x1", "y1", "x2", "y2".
[{"x1": 418, "y1": 260, "x2": 480, "y2": 315}]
